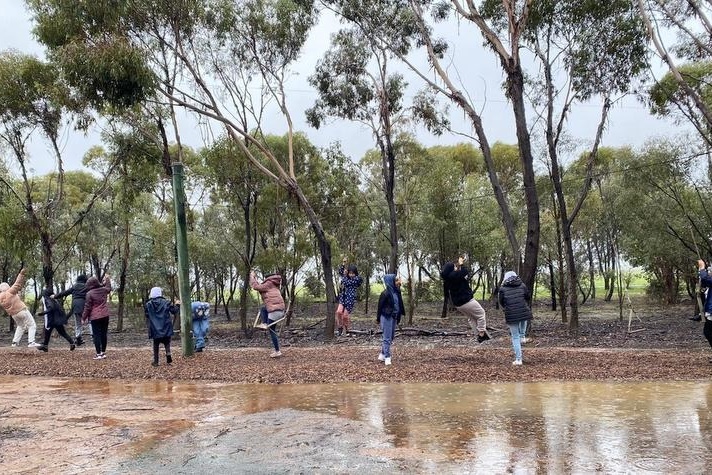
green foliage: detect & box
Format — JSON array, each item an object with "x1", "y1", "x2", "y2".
[
  {"x1": 482, "y1": 0, "x2": 649, "y2": 99},
  {"x1": 0, "y1": 51, "x2": 75, "y2": 137},
  {"x1": 648, "y1": 61, "x2": 712, "y2": 117}
]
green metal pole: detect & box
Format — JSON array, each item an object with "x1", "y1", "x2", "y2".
[{"x1": 171, "y1": 162, "x2": 194, "y2": 357}]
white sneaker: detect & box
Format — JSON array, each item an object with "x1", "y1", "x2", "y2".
[
  {"x1": 270, "y1": 351, "x2": 282, "y2": 358},
  {"x1": 255, "y1": 323, "x2": 269, "y2": 330},
  {"x1": 512, "y1": 360, "x2": 523, "y2": 366},
  {"x1": 384, "y1": 357, "x2": 392, "y2": 366},
  {"x1": 93, "y1": 354, "x2": 104, "y2": 360},
  {"x1": 378, "y1": 353, "x2": 385, "y2": 362},
  {"x1": 521, "y1": 337, "x2": 531, "y2": 344},
  {"x1": 27, "y1": 342, "x2": 40, "y2": 347},
  {"x1": 11, "y1": 342, "x2": 18, "y2": 347}
]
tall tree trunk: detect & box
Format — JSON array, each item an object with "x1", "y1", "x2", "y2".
[
  {"x1": 508, "y1": 68, "x2": 540, "y2": 294},
  {"x1": 548, "y1": 257, "x2": 557, "y2": 311},
  {"x1": 586, "y1": 240, "x2": 596, "y2": 301},
  {"x1": 116, "y1": 220, "x2": 130, "y2": 332},
  {"x1": 378, "y1": 133, "x2": 398, "y2": 274},
  {"x1": 39, "y1": 230, "x2": 54, "y2": 289},
  {"x1": 289, "y1": 181, "x2": 336, "y2": 338}
]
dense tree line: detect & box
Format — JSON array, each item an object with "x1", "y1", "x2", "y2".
[{"x1": 0, "y1": 0, "x2": 711, "y2": 337}]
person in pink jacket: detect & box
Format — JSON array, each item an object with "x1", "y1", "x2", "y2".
[
  {"x1": 0, "y1": 268, "x2": 39, "y2": 347},
  {"x1": 250, "y1": 271, "x2": 285, "y2": 358},
  {"x1": 81, "y1": 275, "x2": 112, "y2": 360}
]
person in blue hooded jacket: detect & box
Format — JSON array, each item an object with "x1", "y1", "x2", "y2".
[
  {"x1": 697, "y1": 259, "x2": 712, "y2": 363},
  {"x1": 376, "y1": 274, "x2": 405, "y2": 366},
  {"x1": 145, "y1": 287, "x2": 179, "y2": 367},
  {"x1": 191, "y1": 301, "x2": 210, "y2": 352}
]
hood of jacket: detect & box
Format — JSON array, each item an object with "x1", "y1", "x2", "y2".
[
  {"x1": 502, "y1": 275, "x2": 523, "y2": 287},
  {"x1": 383, "y1": 274, "x2": 397, "y2": 293},
  {"x1": 85, "y1": 276, "x2": 101, "y2": 290},
  {"x1": 146, "y1": 296, "x2": 170, "y2": 313},
  {"x1": 264, "y1": 274, "x2": 282, "y2": 287},
  {"x1": 76, "y1": 274, "x2": 88, "y2": 284}
]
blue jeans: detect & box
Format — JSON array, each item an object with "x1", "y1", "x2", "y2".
[
  {"x1": 380, "y1": 315, "x2": 397, "y2": 358},
  {"x1": 260, "y1": 306, "x2": 281, "y2": 352},
  {"x1": 508, "y1": 320, "x2": 528, "y2": 361},
  {"x1": 192, "y1": 318, "x2": 209, "y2": 350}
]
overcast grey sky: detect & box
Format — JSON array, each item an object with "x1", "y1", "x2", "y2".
[{"x1": 1, "y1": 1, "x2": 681, "y2": 177}]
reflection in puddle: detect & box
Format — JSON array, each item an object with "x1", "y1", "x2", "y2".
[{"x1": 32, "y1": 378, "x2": 712, "y2": 471}]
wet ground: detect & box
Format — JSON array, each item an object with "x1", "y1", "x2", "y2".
[
  {"x1": 2, "y1": 376, "x2": 711, "y2": 473},
  {"x1": 1, "y1": 299, "x2": 711, "y2": 472}
]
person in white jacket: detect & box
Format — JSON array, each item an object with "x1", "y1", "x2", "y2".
[{"x1": 0, "y1": 268, "x2": 39, "y2": 347}]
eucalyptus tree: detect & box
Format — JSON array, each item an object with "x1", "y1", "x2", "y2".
[
  {"x1": 569, "y1": 147, "x2": 636, "y2": 305},
  {"x1": 0, "y1": 167, "x2": 36, "y2": 282},
  {"x1": 307, "y1": 24, "x2": 415, "y2": 274},
  {"x1": 202, "y1": 137, "x2": 263, "y2": 330},
  {"x1": 30, "y1": 0, "x2": 343, "y2": 337},
  {"x1": 636, "y1": 0, "x2": 712, "y2": 144},
  {"x1": 293, "y1": 141, "x2": 375, "y2": 315},
  {"x1": 480, "y1": 0, "x2": 650, "y2": 329},
  {"x1": 649, "y1": 62, "x2": 712, "y2": 156},
  {"x1": 191, "y1": 204, "x2": 243, "y2": 321},
  {"x1": 615, "y1": 139, "x2": 704, "y2": 303},
  {"x1": 0, "y1": 51, "x2": 112, "y2": 288},
  {"x1": 83, "y1": 125, "x2": 165, "y2": 331},
  {"x1": 322, "y1": 0, "x2": 539, "y2": 293}
]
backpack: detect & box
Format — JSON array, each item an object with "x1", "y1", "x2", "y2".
[{"x1": 45, "y1": 296, "x2": 69, "y2": 326}]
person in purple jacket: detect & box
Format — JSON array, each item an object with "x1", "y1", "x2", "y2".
[{"x1": 81, "y1": 275, "x2": 112, "y2": 360}]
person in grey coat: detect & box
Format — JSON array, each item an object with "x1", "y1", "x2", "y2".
[
  {"x1": 53, "y1": 274, "x2": 91, "y2": 346},
  {"x1": 498, "y1": 270, "x2": 533, "y2": 366}
]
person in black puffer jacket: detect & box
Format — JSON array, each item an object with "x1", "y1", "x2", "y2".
[
  {"x1": 36, "y1": 288, "x2": 76, "y2": 352},
  {"x1": 498, "y1": 270, "x2": 533, "y2": 366},
  {"x1": 441, "y1": 254, "x2": 490, "y2": 343},
  {"x1": 53, "y1": 274, "x2": 91, "y2": 346}
]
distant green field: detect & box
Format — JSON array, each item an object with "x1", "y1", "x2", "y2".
[{"x1": 532, "y1": 272, "x2": 649, "y2": 300}]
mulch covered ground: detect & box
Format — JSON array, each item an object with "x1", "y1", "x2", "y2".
[{"x1": 1, "y1": 298, "x2": 710, "y2": 383}]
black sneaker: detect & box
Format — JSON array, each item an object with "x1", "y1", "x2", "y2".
[
  {"x1": 36, "y1": 345, "x2": 48, "y2": 352},
  {"x1": 477, "y1": 332, "x2": 491, "y2": 343},
  {"x1": 151, "y1": 361, "x2": 159, "y2": 367},
  {"x1": 166, "y1": 354, "x2": 173, "y2": 365},
  {"x1": 75, "y1": 337, "x2": 84, "y2": 346},
  {"x1": 70, "y1": 343, "x2": 76, "y2": 351},
  {"x1": 195, "y1": 348, "x2": 203, "y2": 353},
  {"x1": 690, "y1": 315, "x2": 702, "y2": 321}
]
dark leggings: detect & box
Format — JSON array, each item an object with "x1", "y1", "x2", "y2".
[
  {"x1": 704, "y1": 320, "x2": 712, "y2": 349},
  {"x1": 260, "y1": 307, "x2": 280, "y2": 351},
  {"x1": 153, "y1": 337, "x2": 172, "y2": 363},
  {"x1": 90, "y1": 317, "x2": 110, "y2": 354},
  {"x1": 43, "y1": 325, "x2": 74, "y2": 346}
]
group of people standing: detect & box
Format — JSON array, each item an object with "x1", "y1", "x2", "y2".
[
  {"x1": 0, "y1": 269, "x2": 113, "y2": 359},
  {"x1": 341, "y1": 253, "x2": 533, "y2": 367},
  {"x1": 0, "y1": 269, "x2": 212, "y2": 366},
  {"x1": 2, "y1": 254, "x2": 535, "y2": 368}
]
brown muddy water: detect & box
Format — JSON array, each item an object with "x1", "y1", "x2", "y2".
[{"x1": 1, "y1": 376, "x2": 711, "y2": 473}]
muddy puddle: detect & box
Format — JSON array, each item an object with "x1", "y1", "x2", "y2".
[{"x1": 1, "y1": 376, "x2": 711, "y2": 473}]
